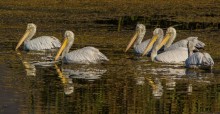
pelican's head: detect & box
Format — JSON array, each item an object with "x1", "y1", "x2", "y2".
[
  {"x1": 55, "y1": 31, "x2": 74, "y2": 61},
  {"x1": 125, "y1": 24, "x2": 146, "y2": 52},
  {"x1": 166, "y1": 27, "x2": 176, "y2": 34},
  {"x1": 158, "y1": 27, "x2": 177, "y2": 50},
  {"x1": 15, "y1": 23, "x2": 37, "y2": 50},
  {"x1": 142, "y1": 28, "x2": 164, "y2": 56},
  {"x1": 187, "y1": 40, "x2": 198, "y2": 56},
  {"x1": 187, "y1": 37, "x2": 205, "y2": 49}
]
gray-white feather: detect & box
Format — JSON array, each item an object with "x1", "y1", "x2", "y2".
[
  {"x1": 63, "y1": 46, "x2": 109, "y2": 64},
  {"x1": 134, "y1": 39, "x2": 151, "y2": 54},
  {"x1": 24, "y1": 36, "x2": 61, "y2": 50},
  {"x1": 21, "y1": 23, "x2": 61, "y2": 51},
  {"x1": 133, "y1": 24, "x2": 149, "y2": 54},
  {"x1": 185, "y1": 52, "x2": 214, "y2": 69},
  {"x1": 164, "y1": 37, "x2": 205, "y2": 51},
  {"x1": 155, "y1": 47, "x2": 188, "y2": 64},
  {"x1": 59, "y1": 31, "x2": 108, "y2": 64}
]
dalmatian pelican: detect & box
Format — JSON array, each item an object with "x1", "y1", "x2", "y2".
[
  {"x1": 15, "y1": 23, "x2": 61, "y2": 51},
  {"x1": 142, "y1": 28, "x2": 194, "y2": 64},
  {"x1": 142, "y1": 26, "x2": 207, "y2": 64},
  {"x1": 54, "y1": 31, "x2": 109, "y2": 64},
  {"x1": 185, "y1": 41, "x2": 214, "y2": 70},
  {"x1": 157, "y1": 27, "x2": 205, "y2": 51},
  {"x1": 125, "y1": 24, "x2": 156, "y2": 54}
]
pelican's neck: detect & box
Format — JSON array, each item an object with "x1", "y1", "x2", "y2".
[
  {"x1": 133, "y1": 30, "x2": 146, "y2": 47},
  {"x1": 151, "y1": 33, "x2": 164, "y2": 61},
  {"x1": 187, "y1": 41, "x2": 194, "y2": 57},
  {"x1": 164, "y1": 30, "x2": 176, "y2": 49},
  {"x1": 24, "y1": 27, "x2": 36, "y2": 42},
  {"x1": 61, "y1": 38, "x2": 74, "y2": 58}
]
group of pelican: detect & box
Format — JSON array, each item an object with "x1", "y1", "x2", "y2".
[
  {"x1": 125, "y1": 24, "x2": 214, "y2": 70},
  {"x1": 15, "y1": 23, "x2": 214, "y2": 70},
  {"x1": 15, "y1": 23, "x2": 109, "y2": 64}
]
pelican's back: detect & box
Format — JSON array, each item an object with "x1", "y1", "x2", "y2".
[
  {"x1": 25, "y1": 36, "x2": 61, "y2": 50},
  {"x1": 165, "y1": 37, "x2": 205, "y2": 51},
  {"x1": 164, "y1": 40, "x2": 188, "y2": 51},
  {"x1": 156, "y1": 48, "x2": 188, "y2": 64},
  {"x1": 63, "y1": 46, "x2": 109, "y2": 64},
  {"x1": 185, "y1": 52, "x2": 214, "y2": 69}
]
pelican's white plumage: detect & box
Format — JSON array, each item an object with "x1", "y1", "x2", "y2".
[
  {"x1": 55, "y1": 31, "x2": 109, "y2": 64},
  {"x1": 15, "y1": 23, "x2": 61, "y2": 51},
  {"x1": 185, "y1": 52, "x2": 214, "y2": 69},
  {"x1": 125, "y1": 24, "x2": 154, "y2": 54},
  {"x1": 142, "y1": 27, "x2": 207, "y2": 64},
  {"x1": 155, "y1": 47, "x2": 188, "y2": 64},
  {"x1": 24, "y1": 36, "x2": 61, "y2": 50},
  {"x1": 63, "y1": 46, "x2": 109, "y2": 64},
  {"x1": 164, "y1": 37, "x2": 205, "y2": 51},
  {"x1": 185, "y1": 41, "x2": 214, "y2": 70},
  {"x1": 158, "y1": 27, "x2": 205, "y2": 52},
  {"x1": 143, "y1": 28, "x2": 195, "y2": 64}
]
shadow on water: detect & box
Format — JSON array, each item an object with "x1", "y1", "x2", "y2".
[{"x1": 0, "y1": 1, "x2": 220, "y2": 113}]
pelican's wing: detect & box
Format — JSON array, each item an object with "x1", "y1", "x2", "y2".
[
  {"x1": 165, "y1": 37, "x2": 205, "y2": 51},
  {"x1": 164, "y1": 40, "x2": 188, "y2": 51},
  {"x1": 185, "y1": 52, "x2": 203, "y2": 68},
  {"x1": 134, "y1": 39, "x2": 151, "y2": 54},
  {"x1": 185, "y1": 52, "x2": 214, "y2": 68},
  {"x1": 156, "y1": 48, "x2": 188, "y2": 64},
  {"x1": 64, "y1": 46, "x2": 109, "y2": 64},
  {"x1": 25, "y1": 36, "x2": 61, "y2": 50}
]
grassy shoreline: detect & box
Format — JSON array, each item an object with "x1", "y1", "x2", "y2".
[{"x1": 1, "y1": 0, "x2": 220, "y2": 24}]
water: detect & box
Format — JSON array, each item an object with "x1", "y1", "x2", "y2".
[{"x1": 0, "y1": 1, "x2": 220, "y2": 113}]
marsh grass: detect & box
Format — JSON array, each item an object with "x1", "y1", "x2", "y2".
[{"x1": 1, "y1": 0, "x2": 220, "y2": 23}]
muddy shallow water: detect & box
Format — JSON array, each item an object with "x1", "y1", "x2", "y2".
[{"x1": 0, "y1": 1, "x2": 220, "y2": 114}]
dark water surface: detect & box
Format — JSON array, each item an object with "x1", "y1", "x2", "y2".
[{"x1": 0, "y1": 1, "x2": 220, "y2": 114}]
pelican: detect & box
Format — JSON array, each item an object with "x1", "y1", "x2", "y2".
[
  {"x1": 54, "y1": 31, "x2": 109, "y2": 64},
  {"x1": 185, "y1": 41, "x2": 214, "y2": 70},
  {"x1": 157, "y1": 27, "x2": 205, "y2": 51},
  {"x1": 142, "y1": 28, "x2": 195, "y2": 64},
  {"x1": 125, "y1": 24, "x2": 156, "y2": 54},
  {"x1": 15, "y1": 23, "x2": 61, "y2": 51}
]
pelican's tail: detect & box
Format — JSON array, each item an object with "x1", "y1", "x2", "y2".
[
  {"x1": 51, "y1": 36, "x2": 61, "y2": 48},
  {"x1": 98, "y1": 52, "x2": 109, "y2": 61}
]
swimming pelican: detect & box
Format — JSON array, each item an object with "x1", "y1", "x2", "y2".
[
  {"x1": 142, "y1": 28, "x2": 196, "y2": 64},
  {"x1": 54, "y1": 31, "x2": 109, "y2": 64},
  {"x1": 15, "y1": 23, "x2": 61, "y2": 51},
  {"x1": 157, "y1": 27, "x2": 205, "y2": 51},
  {"x1": 185, "y1": 41, "x2": 214, "y2": 70},
  {"x1": 125, "y1": 24, "x2": 157, "y2": 54}
]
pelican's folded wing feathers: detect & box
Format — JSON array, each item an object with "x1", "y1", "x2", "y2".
[
  {"x1": 25, "y1": 36, "x2": 61, "y2": 50},
  {"x1": 156, "y1": 48, "x2": 188, "y2": 64},
  {"x1": 63, "y1": 46, "x2": 109, "y2": 64}
]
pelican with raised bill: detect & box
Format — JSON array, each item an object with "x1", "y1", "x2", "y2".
[
  {"x1": 125, "y1": 24, "x2": 157, "y2": 55},
  {"x1": 15, "y1": 23, "x2": 61, "y2": 51},
  {"x1": 54, "y1": 31, "x2": 109, "y2": 64},
  {"x1": 185, "y1": 41, "x2": 214, "y2": 70},
  {"x1": 142, "y1": 28, "x2": 193, "y2": 64}
]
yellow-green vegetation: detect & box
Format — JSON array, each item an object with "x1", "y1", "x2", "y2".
[{"x1": 1, "y1": 0, "x2": 220, "y2": 23}]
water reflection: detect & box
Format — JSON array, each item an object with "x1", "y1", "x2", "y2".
[
  {"x1": 54, "y1": 64, "x2": 74, "y2": 95},
  {"x1": 16, "y1": 51, "x2": 57, "y2": 76},
  {"x1": 54, "y1": 63, "x2": 107, "y2": 95},
  {"x1": 63, "y1": 66, "x2": 107, "y2": 81}
]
